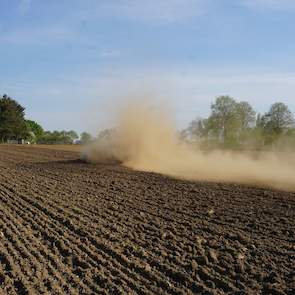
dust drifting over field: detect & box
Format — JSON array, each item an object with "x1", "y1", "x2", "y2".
[{"x1": 83, "y1": 101, "x2": 295, "y2": 191}]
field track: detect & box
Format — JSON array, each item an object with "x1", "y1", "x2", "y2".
[{"x1": 0, "y1": 145, "x2": 294, "y2": 294}]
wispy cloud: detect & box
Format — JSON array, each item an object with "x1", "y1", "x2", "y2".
[{"x1": 241, "y1": 0, "x2": 295, "y2": 10}]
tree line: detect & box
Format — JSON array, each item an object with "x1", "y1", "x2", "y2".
[
  {"x1": 181, "y1": 96, "x2": 295, "y2": 150},
  {"x1": 1, "y1": 93, "x2": 295, "y2": 149},
  {"x1": 0, "y1": 94, "x2": 92, "y2": 144}
]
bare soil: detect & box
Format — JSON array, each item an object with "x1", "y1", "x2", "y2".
[
  {"x1": 21, "y1": 144, "x2": 82, "y2": 152},
  {"x1": 0, "y1": 145, "x2": 294, "y2": 294}
]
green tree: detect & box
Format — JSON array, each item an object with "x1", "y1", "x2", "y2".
[
  {"x1": 58, "y1": 130, "x2": 78, "y2": 144},
  {"x1": 209, "y1": 96, "x2": 238, "y2": 143},
  {"x1": 38, "y1": 130, "x2": 79, "y2": 144},
  {"x1": 184, "y1": 96, "x2": 257, "y2": 149},
  {"x1": 260, "y1": 102, "x2": 294, "y2": 144},
  {"x1": 80, "y1": 132, "x2": 92, "y2": 144},
  {"x1": 180, "y1": 117, "x2": 208, "y2": 142},
  {"x1": 235, "y1": 101, "x2": 256, "y2": 144},
  {"x1": 26, "y1": 120, "x2": 44, "y2": 143},
  {"x1": 66, "y1": 130, "x2": 78, "y2": 142},
  {"x1": 262, "y1": 102, "x2": 294, "y2": 134},
  {"x1": 236, "y1": 101, "x2": 256, "y2": 130},
  {"x1": 0, "y1": 94, "x2": 28, "y2": 142}
]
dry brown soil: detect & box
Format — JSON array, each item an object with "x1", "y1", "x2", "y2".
[
  {"x1": 0, "y1": 145, "x2": 294, "y2": 295},
  {"x1": 22, "y1": 144, "x2": 81, "y2": 152}
]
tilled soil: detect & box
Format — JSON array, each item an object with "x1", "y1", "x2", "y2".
[{"x1": 0, "y1": 145, "x2": 294, "y2": 295}]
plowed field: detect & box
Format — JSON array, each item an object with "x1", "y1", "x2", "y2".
[{"x1": 0, "y1": 145, "x2": 294, "y2": 294}]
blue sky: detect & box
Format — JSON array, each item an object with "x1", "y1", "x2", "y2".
[{"x1": 1, "y1": 0, "x2": 295, "y2": 133}]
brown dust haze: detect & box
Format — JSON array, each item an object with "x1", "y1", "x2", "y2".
[{"x1": 82, "y1": 101, "x2": 295, "y2": 191}]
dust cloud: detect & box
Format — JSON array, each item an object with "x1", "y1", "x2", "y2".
[{"x1": 82, "y1": 100, "x2": 295, "y2": 191}]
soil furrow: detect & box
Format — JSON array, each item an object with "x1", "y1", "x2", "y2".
[{"x1": 0, "y1": 145, "x2": 294, "y2": 294}]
